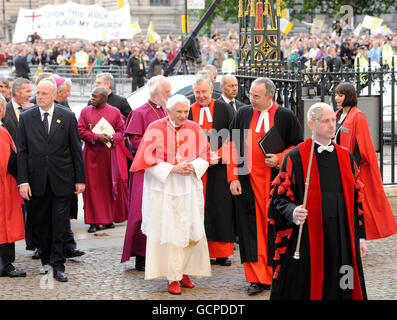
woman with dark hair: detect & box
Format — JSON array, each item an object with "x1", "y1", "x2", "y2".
[{"x1": 334, "y1": 83, "x2": 397, "y2": 242}]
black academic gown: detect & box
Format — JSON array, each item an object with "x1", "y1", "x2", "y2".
[
  {"x1": 229, "y1": 105, "x2": 303, "y2": 262},
  {"x1": 268, "y1": 140, "x2": 367, "y2": 300},
  {"x1": 188, "y1": 99, "x2": 235, "y2": 243}
]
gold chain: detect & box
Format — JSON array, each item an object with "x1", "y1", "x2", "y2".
[{"x1": 149, "y1": 103, "x2": 162, "y2": 119}]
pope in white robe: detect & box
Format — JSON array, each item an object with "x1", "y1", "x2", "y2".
[{"x1": 129, "y1": 94, "x2": 215, "y2": 295}]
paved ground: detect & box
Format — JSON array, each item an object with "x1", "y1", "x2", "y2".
[{"x1": 1, "y1": 194, "x2": 396, "y2": 301}]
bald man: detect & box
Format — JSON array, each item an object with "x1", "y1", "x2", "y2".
[
  {"x1": 16, "y1": 79, "x2": 85, "y2": 282},
  {"x1": 217, "y1": 74, "x2": 245, "y2": 113},
  {"x1": 269, "y1": 103, "x2": 367, "y2": 300}
]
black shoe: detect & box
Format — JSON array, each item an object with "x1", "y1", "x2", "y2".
[
  {"x1": 32, "y1": 249, "x2": 41, "y2": 260},
  {"x1": 54, "y1": 271, "x2": 68, "y2": 282},
  {"x1": 247, "y1": 283, "x2": 270, "y2": 296},
  {"x1": 216, "y1": 257, "x2": 232, "y2": 266},
  {"x1": 88, "y1": 224, "x2": 98, "y2": 233},
  {"x1": 0, "y1": 268, "x2": 26, "y2": 278},
  {"x1": 104, "y1": 223, "x2": 115, "y2": 229},
  {"x1": 135, "y1": 255, "x2": 145, "y2": 271},
  {"x1": 65, "y1": 249, "x2": 85, "y2": 258}
]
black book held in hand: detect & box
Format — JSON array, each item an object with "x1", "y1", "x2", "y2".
[{"x1": 258, "y1": 125, "x2": 286, "y2": 156}]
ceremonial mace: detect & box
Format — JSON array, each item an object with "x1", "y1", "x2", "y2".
[{"x1": 293, "y1": 106, "x2": 323, "y2": 260}]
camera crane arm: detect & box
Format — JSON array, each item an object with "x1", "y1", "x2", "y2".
[{"x1": 164, "y1": 0, "x2": 223, "y2": 76}]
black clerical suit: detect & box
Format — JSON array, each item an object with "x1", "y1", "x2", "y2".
[
  {"x1": 16, "y1": 104, "x2": 85, "y2": 273},
  {"x1": 268, "y1": 139, "x2": 367, "y2": 300}
]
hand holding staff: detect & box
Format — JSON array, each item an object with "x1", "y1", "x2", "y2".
[{"x1": 293, "y1": 106, "x2": 323, "y2": 260}]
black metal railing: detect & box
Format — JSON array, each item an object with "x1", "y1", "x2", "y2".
[{"x1": 235, "y1": 57, "x2": 397, "y2": 185}]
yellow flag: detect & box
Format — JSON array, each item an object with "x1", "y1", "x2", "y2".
[
  {"x1": 131, "y1": 21, "x2": 141, "y2": 35},
  {"x1": 117, "y1": 0, "x2": 124, "y2": 9},
  {"x1": 362, "y1": 15, "x2": 383, "y2": 31},
  {"x1": 280, "y1": 18, "x2": 293, "y2": 35},
  {"x1": 147, "y1": 21, "x2": 160, "y2": 43}
]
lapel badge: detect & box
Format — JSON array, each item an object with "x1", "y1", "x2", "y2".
[{"x1": 56, "y1": 119, "x2": 61, "y2": 124}]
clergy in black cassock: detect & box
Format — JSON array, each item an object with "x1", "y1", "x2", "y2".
[
  {"x1": 189, "y1": 75, "x2": 236, "y2": 265},
  {"x1": 228, "y1": 78, "x2": 303, "y2": 295},
  {"x1": 268, "y1": 103, "x2": 367, "y2": 300}
]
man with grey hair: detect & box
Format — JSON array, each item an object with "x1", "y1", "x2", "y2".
[
  {"x1": 189, "y1": 73, "x2": 236, "y2": 267},
  {"x1": 186, "y1": 68, "x2": 222, "y2": 104},
  {"x1": 16, "y1": 78, "x2": 85, "y2": 283},
  {"x1": 268, "y1": 102, "x2": 367, "y2": 300},
  {"x1": 2, "y1": 78, "x2": 33, "y2": 142},
  {"x1": 228, "y1": 77, "x2": 303, "y2": 295},
  {"x1": 121, "y1": 75, "x2": 172, "y2": 271},
  {"x1": 88, "y1": 72, "x2": 131, "y2": 119},
  {"x1": 129, "y1": 94, "x2": 212, "y2": 294},
  {"x1": 0, "y1": 93, "x2": 27, "y2": 278}
]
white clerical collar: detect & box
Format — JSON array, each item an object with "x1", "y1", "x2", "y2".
[
  {"x1": 149, "y1": 100, "x2": 162, "y2": 109},
  {"x1": 39, "y1": 104, "x2": 55, "y2": 117},
  {"x1": 254, "y1": 101, "x2": 274, "y2": 133},
  {"x1": 313, "y1": 138, "x2": 332, "y2": 147},
  {"x1": 199, "y1": 105, "x2": 213, "y2": 125},
  {"x1": 314, "y1": 138, "x2": 334, "y2": 153},
  {"x1": 169, "y1": 118, "x2": 181, "y2": 128}
]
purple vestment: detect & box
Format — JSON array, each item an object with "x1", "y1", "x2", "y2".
[{"x1": 121, "y1": 101, "x2": 167, "y2": 262}]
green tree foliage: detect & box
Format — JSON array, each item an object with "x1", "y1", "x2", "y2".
[
  {"x1": 198, "y1": 0, "x2": 239, "y2": 35},
  {"x1": 285, "y1": 0, "x2": 397, "y2": 21},
  {"x1": 196, "y1": 0, "x2": 397, "y2": 33}
]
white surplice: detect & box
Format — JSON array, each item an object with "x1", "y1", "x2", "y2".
[{"x1": 141, "y1": 158, "x2": 212, "y2": 281}]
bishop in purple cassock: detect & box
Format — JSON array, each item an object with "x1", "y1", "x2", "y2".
[{"x1": 121, "y1": 75, "x2": 171, "y2": 270}]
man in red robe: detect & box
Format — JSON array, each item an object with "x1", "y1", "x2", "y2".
[
  {"x1": 129, "y1": 94, "x2": 212, "y2": 295},
  {"x1": 228, "y1": 78, "x2": 303, "y2": 295},
  {"x1": 189, "y1": 74, "x2": 235, "y2": 266},
  {"x1": 78, "y1": 87, "x2": 127, "y2": 233},
  {"x1": 269, "y1": 103, "x2": 367, "y2": 300},
  {"x1": 0, "y1": 94, "x2": 26, "y2": 277}
]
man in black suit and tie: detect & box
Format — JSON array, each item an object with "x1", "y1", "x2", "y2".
[
  {"x1": 14, "y1": 48, "x2": 31, "y2": 80},
  {"x1": 217, "y1": 74, "x2": 245, "y2": 113},
  {"x1": 16, "y1": 78, "x2": 85, "y2": 282}
]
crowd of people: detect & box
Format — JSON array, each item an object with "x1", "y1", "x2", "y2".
[
  {"x1": 1, "y1": 24, "x2": 397, "y2": 300},
  {"x1": 0, "y1": 28, "x2": 240, "y2": 80},
  {"x1": 282, "y1": 27, "x2": 397, "y2": 71}
]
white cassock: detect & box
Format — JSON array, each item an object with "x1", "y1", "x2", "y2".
[{"x1": 141, "y1": 158, "x2": 212, "y2": 281}]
